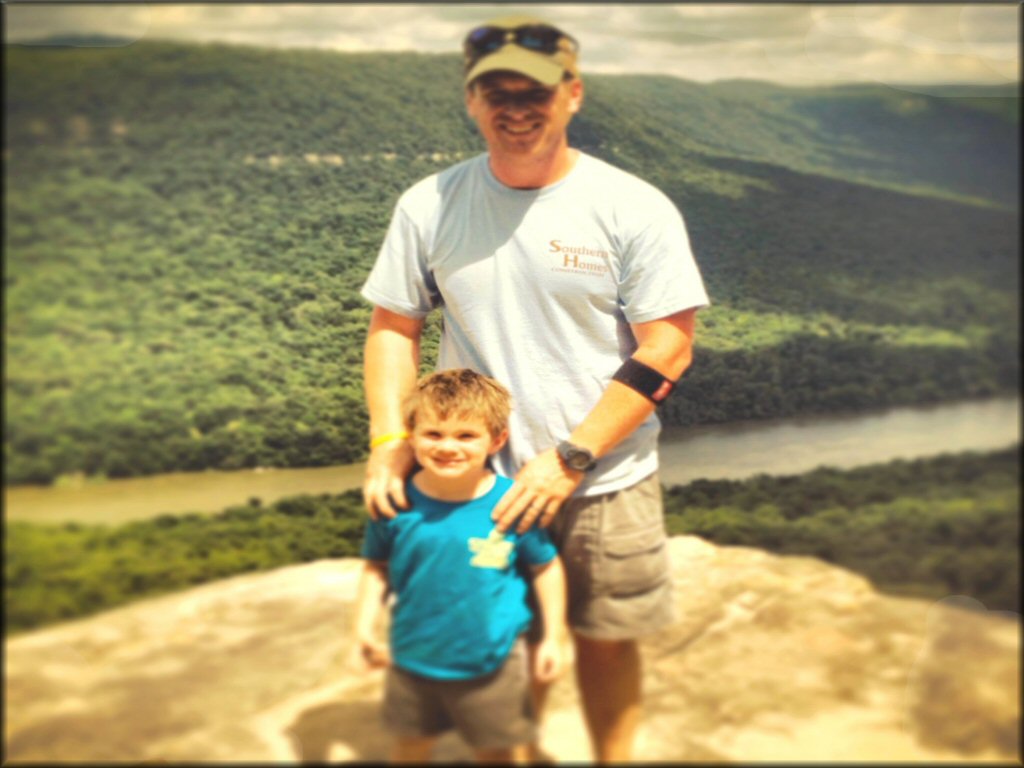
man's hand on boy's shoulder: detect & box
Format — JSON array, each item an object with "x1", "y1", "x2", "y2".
[
  {"x1": 363, "y1": 439, "x2": 415, "y2": 520},
  {"x1": 492, "y1": 448, "x2": 584, "y2": 534}
]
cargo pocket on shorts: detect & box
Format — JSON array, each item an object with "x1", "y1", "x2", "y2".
[{"x1": 599, "y1": 525, "x2": 669, "y2": 598}]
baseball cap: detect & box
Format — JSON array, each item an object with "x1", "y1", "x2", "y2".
[{"x1": 463, "y1": 15, "x2": 579, "y2": 87}]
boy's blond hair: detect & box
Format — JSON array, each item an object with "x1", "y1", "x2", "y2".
[{"x1": 402, "y1": 369, "x2": 511, "y2": 438}]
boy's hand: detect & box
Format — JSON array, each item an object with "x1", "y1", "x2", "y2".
[
  {"x1": 351, "y1": 636, "x2": 391, "y2": 671},
  {"x1": 532, "y1": 637, "x2": 564, "y2": 683},
  {"x1": 363, "y1": 439, "x2": 415, "y2": 520}
]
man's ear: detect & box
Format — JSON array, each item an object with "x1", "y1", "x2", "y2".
[
  {"x1": 489, "y1": 429, "x2": 509, "y2": 454},
  {"x1": 568, "y1": 78, "x2": 584, "y2": 115}
]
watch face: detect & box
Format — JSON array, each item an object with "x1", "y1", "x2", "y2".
[
  {"x1": 567, "y1": 452, "x2": 590, "y2": 469},
  {"x1": 559, "y1": 441, "x2": 595, "y2": 471}
]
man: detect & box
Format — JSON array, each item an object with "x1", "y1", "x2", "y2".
[{"x1": 360, "y1": 15, "x2": 709, "y2": 762}]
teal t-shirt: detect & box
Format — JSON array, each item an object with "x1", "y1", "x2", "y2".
[{"x1": 361, "y1": 473, "x2": 557, "y2": 680}]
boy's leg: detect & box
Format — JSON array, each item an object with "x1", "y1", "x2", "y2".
[
  {"x1": 383, "y1": 666, "x2": 450, "y2": 762},
  {"x1": 473, "y1": 744, "x2": 521, "y2": 764},
  {"x1": 391, "y1": 734, "x2": 437, "y2": 763},
  {"x1": 444, "y1": 639, "x2": 536, "y2": 760}
]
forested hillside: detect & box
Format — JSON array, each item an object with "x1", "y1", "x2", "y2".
[
  {"x1": 4, "y1": 40, "x2": 1019, "y2": 484},
  {"x1": 6, "y1": 448, "x2": 1017, "y2": 634}
]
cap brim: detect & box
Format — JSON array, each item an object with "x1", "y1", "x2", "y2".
[{"x1": 464, "y1": 46, "x2": 565, "y2": 87}]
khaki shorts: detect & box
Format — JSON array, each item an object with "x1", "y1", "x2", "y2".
[
  {"x1": 529, "y1": 472, "x2": 676, "y2": 641},
  {"x1": 381, "y1": 638, "x2": 535, "y2": 749}
]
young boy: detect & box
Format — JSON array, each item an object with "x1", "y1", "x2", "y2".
[{"x1": 353, "y1": 368, "x2": 567, "y2": 763}]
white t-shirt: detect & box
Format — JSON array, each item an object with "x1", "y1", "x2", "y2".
[{"x1": 361, "y1": 152, "x2": 710, "y2": 496}]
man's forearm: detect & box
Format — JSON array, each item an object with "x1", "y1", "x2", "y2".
[
  {"x1": 362, "y1": 308, "x2": 424, "y2": 518},
  {"x1": 363, "y1": 307, "x2": 424, "y2": 438},
  {"x1": 568, "y1": 308, "x2": 697, "y2": 459},
  {"x1": 567, "y1": 380, "x2": 659, "y2": 459}
]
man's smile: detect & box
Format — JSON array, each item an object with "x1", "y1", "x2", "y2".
[{"x1": 498, "y1": 120, "x2": 542, "y2": 136}]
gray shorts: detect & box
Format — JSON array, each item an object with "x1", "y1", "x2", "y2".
[
  {"x1": 381, "y1": 638, "x2": 535, "y2": 749},
  {"x1": 529, "y1": 472, "x2": 676, "y2": 641}
]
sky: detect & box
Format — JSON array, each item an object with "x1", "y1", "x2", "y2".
[{"x1": 3, "y1": 3, "x2": 1020, "y2": 91}]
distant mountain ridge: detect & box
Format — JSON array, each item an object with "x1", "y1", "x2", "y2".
[
  {"x1": 6, "y1": 41, "x2": 1018, "y2": 206},
  {"x1": 10, "y1": 34, "x2": 140, "y2": 48}
]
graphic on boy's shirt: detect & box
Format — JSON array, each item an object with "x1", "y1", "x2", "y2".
[{"x1": 468, "y1": 527, "x2": 514, "y2": 569}]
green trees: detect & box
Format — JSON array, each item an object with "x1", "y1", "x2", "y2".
[
  {"x1": 4, "y1": 42, "x2": 1019, "y2": 484},
  {"x1": 4, "y1": 490, "x2": 368, "y2": 633},
  {"x1": 6, "y1": 449, "x2": 1016, "y2": 635},
  {"x1": 663, "y1": 448, "x2": 1020, "y2": 611}
]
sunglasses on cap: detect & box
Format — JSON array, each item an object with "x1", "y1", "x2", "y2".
[{"x1": 463, "y1": 23, "x2": 579, "y2": 61}]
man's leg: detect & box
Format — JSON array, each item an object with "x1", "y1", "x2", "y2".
[
  {"x1": 574, "y1": 634, "x2": 641, "y2": 763},
  {"x1": 390, "y1": 734, "x2": 437, "y2": 763},
  {"x1": 474, "y1": 745, "x2": 523, "y2": 764},
  {"x1": 550, "y1": 474, "x2": 670, "y2": 763}
]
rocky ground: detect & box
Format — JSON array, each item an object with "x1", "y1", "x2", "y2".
[{"x1": 4, "y1": 536, "x2": 1019, "y2": 763}]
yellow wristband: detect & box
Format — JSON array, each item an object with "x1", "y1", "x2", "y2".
[{"x1": 369, "y1": 431, "x2": 409, "y2": 449}]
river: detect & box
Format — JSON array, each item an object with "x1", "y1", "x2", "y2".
[{"x1": 4, "y1": 396, "x2": 1019, "y2": 526}]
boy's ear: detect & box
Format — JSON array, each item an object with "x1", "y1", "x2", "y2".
[{"x1": 489, "y1": 429, "x2": 509, "y2": 454}]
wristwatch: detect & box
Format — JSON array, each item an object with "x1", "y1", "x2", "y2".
[{"x1": 556, "y1": 441, "x2": 598, "y2": 472}]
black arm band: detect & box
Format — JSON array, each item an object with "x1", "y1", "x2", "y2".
[{"x1": 611, "y1": 357, "x2": 678, "y2": 404}]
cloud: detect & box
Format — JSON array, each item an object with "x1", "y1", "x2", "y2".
[
  {"x1": 3, "y1": 3, "x2": 1018, "y2": 87},
  {"x1": 798, "y1": 6, "x2": 1020, "y2": 87},
  {"x1": 659, "y1": 5, "x2": 817, "y2": 43}
]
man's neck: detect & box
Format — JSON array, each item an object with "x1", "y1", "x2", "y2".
[
  {"x1": 413, "y1": 468, "x2": 497, "y2": 502},
  {"x1": 489, "y1": 145, "x2": 580, "y2": 190}
]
